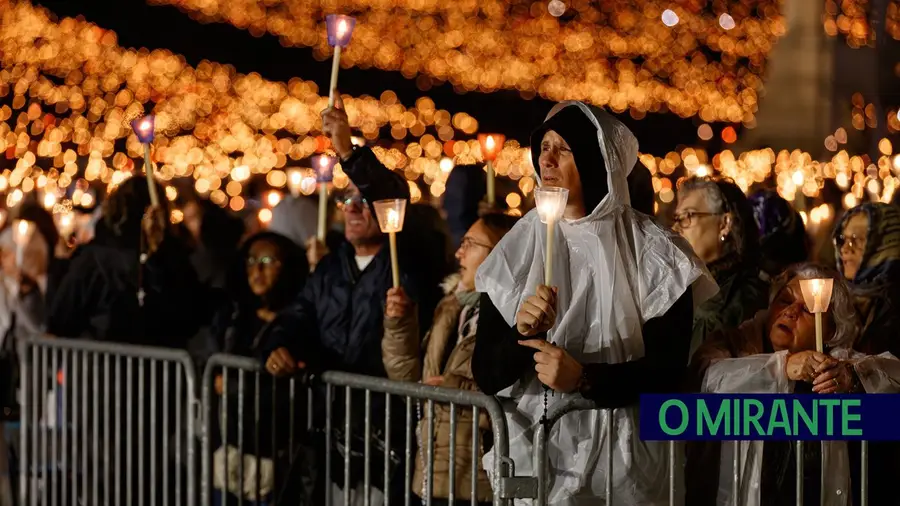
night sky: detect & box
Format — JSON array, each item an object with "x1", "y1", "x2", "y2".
[{"x1": 34, "y1": 0, "x2": 711, "y2": 156}]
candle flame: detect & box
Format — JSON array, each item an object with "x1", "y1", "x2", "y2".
[
  {"x1": 810, "y1": 279, "x2": 823, "y2": 298},
  {"x1": 139, "y1": 119, "x2": 151, "y2": 132},
  {"x1": 289, "y1": 171, "x2": 303, "y2": 187},
  {"x1": 337, "y1": 19, "x2": 348, "y2": 38},
  {"x1": 319, "y1": 156, "x2": 330, "y2": 167},
  {"x1": 387, "y1": 208, "x2": 399, "y2": 230},
  {"x1": 485, "y1": 135, "x2": 496, "y2": 152},
  {"x1": 16, "y1": 220, "x2": 29, "y2": 238}
]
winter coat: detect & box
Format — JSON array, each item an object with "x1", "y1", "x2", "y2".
[
  {"x1": 47, "y1": 227, "x2": 205, "y2": 347},
  {"x1": 382, "y1": 275, "x2": 491, "y2": 502}
]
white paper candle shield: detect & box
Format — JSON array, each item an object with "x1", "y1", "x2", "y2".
[
  {"x1": 799, "y1": 278, "x2": 834, "y2": 314},
  {"x1": 13, "y1": 219, "x2": 34, "y2": 268},
  {"x1": 534, "y1": 186, "x2": 568, "y2": 286},
  {"x1": 799, "y1": 278, "x2": 834, "y2": 353},
  {"x1": 373, "y1": 199, "x2": 407, "y2": 288}
]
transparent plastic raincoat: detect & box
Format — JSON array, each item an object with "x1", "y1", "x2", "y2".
[
  {"x1": 703, "y1": 347, "x2": 900, "y2": 506},
  {"x1": 475, "y1": 101, "x2": 718, "y2": 505}
]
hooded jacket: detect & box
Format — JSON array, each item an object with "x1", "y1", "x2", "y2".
[{"x1": 472, "y1": 101, "x2": 716, "y2": 506}]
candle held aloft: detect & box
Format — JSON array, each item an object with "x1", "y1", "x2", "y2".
[
  {"x1": 312, "y1": 155, "x2": 337, "y2": 241},
  {"x1": 799, "y1": 278, "x2": 834, "y2": 353},
  {"x1": 373, "y1": 199, "x2": 407, "y2": 288},
  {"x1": 131, "y1": 115, "x2": 160, "y2": 208},
  {"x1": 534, "y1": 186, "x2": 569, "y2": 286},
  {"x1": 325, "y1": 15, "x2": 356, "y2": 107},
  {"x1": 478, "y1": 133, "x2": 505, "y2": 206},
  {"x1": 12, "y1": 219, "x2": 34, "y2": 269}
]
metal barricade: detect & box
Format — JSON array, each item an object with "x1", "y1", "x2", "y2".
[
  {"x1": 200, "y1": 354, "x2": 530, "y2": 506},
  {"x1": 17, "y1": 335, "x2": 199, "y2": 506},
  {"x1": 533, "y1": 400, "x2": 871, "y2": 506}
]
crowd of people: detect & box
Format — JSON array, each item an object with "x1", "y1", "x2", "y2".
[{"x1": 1, "y1": 95, "x2": 899, "y2": 506}]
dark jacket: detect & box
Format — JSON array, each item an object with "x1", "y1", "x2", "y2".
[
  {"x1": 259, "y1": 146, "x2": 448, "y2": 375},
  {"x1": 47, "y1": 225, "x2": 205, "y2": 347},
  {"x1": 689, "y1": 257, "x2": 769, "y2": 357}
]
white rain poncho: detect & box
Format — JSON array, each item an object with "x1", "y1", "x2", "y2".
[
  {"x1": 703, "y1": 348, "x2": 900, "y2": 506},
  {"x1": 475, "y1": 101, "x2": 718, "y2": 505}
]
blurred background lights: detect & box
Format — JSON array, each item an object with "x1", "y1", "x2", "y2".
[
  {"x1": 719, "y1": 13, "x2": 736, "y2": 30},
  {"x1": 662, "y1": 9, "x2": 679, "y2": 27},
  {"x1": 548, "y1": 0, "x2": 566, "y2": 17}
]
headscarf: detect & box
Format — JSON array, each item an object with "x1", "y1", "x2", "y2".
[
  {"x1": 834, "y1": 203, "x2": 900, "y2": 293},
  {"x1": 475, "y1": 101, "x2": 717, "y2": 505},
  {"x1": 749, "y1": 189, "x2": 808, "y2": 277}
]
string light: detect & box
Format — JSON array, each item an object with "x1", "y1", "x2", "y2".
[{"x1": 150, "y1": 0, "x2": 786, "y2": 122}]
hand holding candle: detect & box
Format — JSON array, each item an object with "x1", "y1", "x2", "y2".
[
  {"x1": 799, "y1": 278, "x2": 835, "y2": 353},
  {"x1": 478, "y1": 133, "x2": 505, "y2": 206},
  {"x1": 325, "y1": 15, "x2": 356, "y2": 108},
  {"x1": 312, "y1": 155, "x2": 337, "y2": 241},
  {"x1": 534, "y1": 186, "x2": 569, "y2": 286},
  {"x1": 131, "y1": 115, "x2": 160, "y2": 208},
  {"x1": 373, "y1": 199, "x2": 407, "y2": 288}
]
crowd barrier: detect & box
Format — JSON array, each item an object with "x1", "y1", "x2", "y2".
[
  {"x1": 16, "y1": 335, "x2": 199, "y2": 506},
  {"x1": 14, "y1": 337, "x2": 875, "y2": 506}
]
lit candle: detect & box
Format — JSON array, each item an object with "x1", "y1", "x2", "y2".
[
  {"x1": 287, "y1": 169, "x2": 304, "y2": 197},
  {"x1": 131, "y1": 115, "x2": 160, "y2": 208},
  {"x1": 799, "y1": 278, "x2": 835, "y2": 353},
  {"x1": 312, "y1": 155, "x2": 337, "y2": 241},
  {"x1": 478, "y1": 133, "x2": 505, "y2": 206},
  {"x1": 12, "y1": 219, "x2": 34, "y2": 269},
  {"x1": 325, "y1": 15, "x2": 357, "y2": 108},
  {"x1": 374, "y1": 199, "x2": 408, "y2": 288},
  {"x1": 55, "y1": 211, "x2": 75, "y2": 239},
  {"x1": 534, "y1": 186, "x2": 569, "y2": 286}
]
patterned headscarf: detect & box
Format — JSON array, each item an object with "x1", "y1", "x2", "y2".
[
  {"x1": 833, "y1": 203, "x2": 900, "y2": 294},
  {"x1": 749, "y1": 190, "x2": 808, "y2": 277}
]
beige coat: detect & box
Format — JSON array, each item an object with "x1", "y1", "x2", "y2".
[{"x1": 382, "y1": 277, "x2": 492, "y2": 502}]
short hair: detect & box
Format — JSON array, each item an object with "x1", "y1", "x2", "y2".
[
  {"x1": 678, "y1": 177, "x2": 759, "y2": 262},
  {"x1": 479, "y1": 212, "x2": 520, "y2": 246},
  {"x1": 769, "y1": 262, "x2": 859, "y2": 349}
]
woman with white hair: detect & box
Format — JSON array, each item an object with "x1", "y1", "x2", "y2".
[
  {"x1": 686, "y1": 262, "x2": 900, "y2": 505},
  {"x1": 472, "y1": 101, "x2": 717, "y2": 505}
]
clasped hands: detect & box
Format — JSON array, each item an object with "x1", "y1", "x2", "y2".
[{"x1": 515, "y1": 285, "x2": 583, "y2": 393}]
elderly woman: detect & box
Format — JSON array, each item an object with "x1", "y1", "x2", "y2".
[
  {"x1": 834, "y1": 202, "x2": 900, "y2": 356},
  {"x1": 472, "y1": 101, "x2": 716, "y2": 506},
  {"x1": 686, "y1": 262, "x2": 900, "y2": 506},
  {"x1": 673, "y1": 177, "x2": 769, "y2": 355}
]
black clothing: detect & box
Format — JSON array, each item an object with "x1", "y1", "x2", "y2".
[
  {"x1": 47, "y1": 228, "x2": 204, "y2": 347},
  {"x1": 472, "y1": 290, "x2": 693, "y2": 408}
]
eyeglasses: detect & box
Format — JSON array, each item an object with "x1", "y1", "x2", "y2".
[
  {"x1": 672, "y1": 211, "x2": 722, "y2": 229},
  {"x1": 459, "y1": 236, "x2": 492, "y2": 251},
  {"x1": 247, "y1": 256, "x2": 280, "y2": 268},
  {"x1": 835, "y1": 233, "x2": 867, "y2": 252},
  {"x1": 336, "y1": 195, "x2": 368, "y2": 210}
]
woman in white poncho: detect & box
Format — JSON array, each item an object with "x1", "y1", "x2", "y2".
[
  {"x1": 686, "y1": 262, "x2": 900, "y2": 506},
  {"x1": 471, "y1": 101, "x2": 717, "y2": 505}
]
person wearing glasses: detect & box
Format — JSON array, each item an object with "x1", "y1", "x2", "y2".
[
  {"x1": 833, "y1": 203, "x2": 900, "y2": 506},
  {"x1": 259, "y1": 91, "x2": 448, "y2": 505},
  {"x1": 381, "y1": 212, "x2": 519, "y2": 506},
  {"x1": 205, "y1": 231, "x2": 309, "y2": 505},
  {"x1": 834, "y1": 202, "x2": 900, "y2": 356},
  {"x1": 672, "y1": 177, "x2": 769, "y2": 356}
]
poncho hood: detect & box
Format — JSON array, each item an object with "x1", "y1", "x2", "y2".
[{"x1": 475, "y1": 101, "x2": 717, "y2": 505}]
